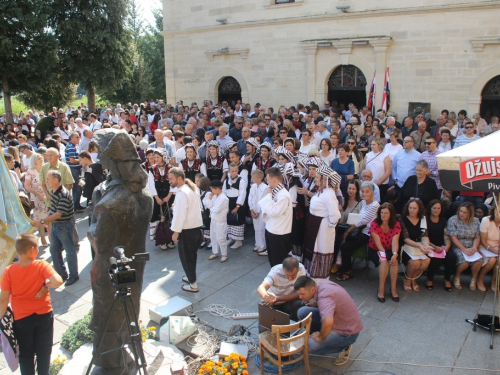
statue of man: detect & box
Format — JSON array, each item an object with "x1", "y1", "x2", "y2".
[{"x1": 87, "y1": 129, "x2": 153, "y2": 373}]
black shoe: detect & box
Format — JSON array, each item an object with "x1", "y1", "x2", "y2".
[
  {"x1": 377, "y1": 292, "x2": 385, "y2": 303},
  {"x1": 391, "y1": 295, "x2": 400, "y2": 302},
  {"x1": 61, "y1": 275, "x2": 69, "y2": 281},
  {"x1": 65, "y1": 277, "x2": 79, "y2": 286}
]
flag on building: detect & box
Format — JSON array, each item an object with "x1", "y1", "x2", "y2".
[
  {"x1": 381, "y1": 67, "x2": 390, "y2": 112},
  {"x1": 0, "y1": 149, "x2": 33, "y2": 281},
  {"x1": 367, "y1": 71, "x2": 376, "y2": 116}
]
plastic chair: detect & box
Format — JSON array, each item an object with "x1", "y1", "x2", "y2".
[{"x1": 258, "y1": 312, "x2": 312, "y2": 375}]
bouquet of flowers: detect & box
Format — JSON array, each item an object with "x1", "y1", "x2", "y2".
[{"x1": 198, "y1": 353, "x2": 248, "y2": 375}]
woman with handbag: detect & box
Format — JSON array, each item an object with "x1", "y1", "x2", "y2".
[
  {"x1": 147, "y1": 149, "x2": 175, "y2": 250},
  {"x1": 302, "y1": 165, "x2": 341, "y2": 278},
  {"x1": 337, "y1": 181, "x2": 380, "y2": 281},
  {"x1": 332, "y1": 180, "x2": 362, "y2": 273},
  {"x1": 400, "y1": 199, "x2": 432, "y2": 292},
  {"x1": 24, "y1": 154, "x2": 50, "y2": 245},
  {"x1": 369, "y1": 203, "x2": 401, "y2": 303},
  {"x1": 447, "y1": 202, "x2": 482, "y2": 291}
]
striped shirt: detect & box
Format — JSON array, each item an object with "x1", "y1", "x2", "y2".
[
  {"x1": 453, "y1": 134, "x2": 481, "y2": 148},
  {"x1": 419, "y1": 150, "x2": 442, "y2": 190},
  {"x1": 49, "y1": 186, "x2": 74, "y2": 222},
  {"x1": 65, "y1": 142, "x2": 80, "y2": 168},
  {"x1": 264, "y1": 264, "x2": 307, "y2": 300},
  {"x1": 355, "y1": 200, "x2": 380, "y2": 235}
]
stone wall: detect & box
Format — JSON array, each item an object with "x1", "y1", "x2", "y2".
[{"x1": 162, "y1": 0, "x2": 500, "y2": 117}]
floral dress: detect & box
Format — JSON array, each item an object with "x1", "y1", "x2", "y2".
[
  {"x1": 25, "y1": 169, "x2": 49, "y2": 221},
  {"x1": 446, "y1": 215, "x2": 480, "y2": 265}
]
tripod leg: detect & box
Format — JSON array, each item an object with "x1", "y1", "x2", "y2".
[
  {"x1": 86, "y1": 292, "x2": 120, "y2": 375},
  {"x1": 122, "y1": 296, "x2": 149, "y2": 375}
]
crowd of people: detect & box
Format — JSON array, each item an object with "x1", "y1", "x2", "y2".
[{"x1": 1, "y1": 99, "x2": 499, "y2": 369}]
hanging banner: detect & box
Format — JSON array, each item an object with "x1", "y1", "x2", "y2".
[{"x1": 437, "y1": 132, "x2": 500, "y2": 192}]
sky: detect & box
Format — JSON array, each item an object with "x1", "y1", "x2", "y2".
[{"x1": 136, "y1": 0, "x2": 161, "y2": 29}]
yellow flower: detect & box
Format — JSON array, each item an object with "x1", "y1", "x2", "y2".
[
  {"x1": 55, "y1": 359, "x2": 61, "y2": 364},
  {"x1": 142, "y1": 337, "x2": 146, "y2": 342},
  {"x1": 224, "y1": 357, "x2": 230, "y2": 362},
  {"x1": 62, "y1": 358, "x2": 66, "y2": 362},
  {"x1": 242, "y1": 363, "x2": 247, "y2": 368},
  {"x1": 232, "y1": 362, "x2": 238, "y2": 369},
  {"x1": 149, "y1": 326, "x2": 156, "y2": 331}
]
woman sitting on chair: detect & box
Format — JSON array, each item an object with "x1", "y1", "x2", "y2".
[
  {"x1": 368, "y1": 203, "x2": 401, "y2": 303},
  {"x1": 400, "y1": 199, "x2": 432, "y2": 293},
  {"x1": 477, "y1": 205, "x2": 499, "y2": 292},
  {"x1": 337, "y1": 181, "x2": 380, "y2": 281},
  {"x1": 447, "y1": 202, "x2": 482, "y2": 291}
]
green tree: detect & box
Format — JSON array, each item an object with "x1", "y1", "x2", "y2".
[
  {"x1": 52, "y1": 0, "x2": 132, "y2": 112},
  {"x1": 127, "y1": 0, "x2": 144, "y2": 42},
  {"x1": 0, "y1": 0, "x2": 59, "y2": 124},
  {"x1": 137, "y1": 6, "x2": 165, "y2": 100}
]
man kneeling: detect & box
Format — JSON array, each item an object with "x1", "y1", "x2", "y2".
[
  {"x1": 257, "y1": 257, "x2": 306, "y2": 321},
  {"x1": 294, "y1": 276, "x2": 363, "y2": 365}
]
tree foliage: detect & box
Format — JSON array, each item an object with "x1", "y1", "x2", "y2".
[
  {"x1": 18, "y1": 74, "x2": 77, "y2": 113},
  {"x1": 0, "y1": 0, "x2": 59, "y2": 122},
  {"x1": 52, "y1": 0, "x2": 133, "y2": 111}
]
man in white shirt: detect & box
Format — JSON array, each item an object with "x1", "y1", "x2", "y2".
[
  {"x1": 74, "y1": 117, "x2": 90, "y2": 138},
  {"x1": 80, "y1": 129, "x2": 93, "y2": 151},
  {"x1": 89, "y1": 114, "x2": 102, "y2": 132},
  {"x1": 19, "y1": 143, "x2": 35, "y2": 172},
  {"x1": 169, "y1": 168, "x2": 203, "y2": 293},
  {"x1": 258, "y1": 167, "x2": 293, "y2": 267},
  {"x1": 257, "y1": 258, "x2": 307, "y2": 321}
]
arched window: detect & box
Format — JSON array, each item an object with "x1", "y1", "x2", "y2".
[
  {"x1": 327, "y1": 65, "x2": 367, "y2": 111},
  {"x1": 481, "y1": 75, "x2": 500, "y2": 121},
  {"x1": 218, "y1": 77, "x2": 242, "y2": 106}
]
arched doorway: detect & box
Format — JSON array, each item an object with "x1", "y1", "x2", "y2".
[
  {"x1": 481, "y1": 75, "x2": 500, "y2": 122},
  {"x1": 327, "y1": 65, "x2": 367, "y2": 112},
  {"x1": 218, "y1": 76, "x2": 242, "y2": 107}
]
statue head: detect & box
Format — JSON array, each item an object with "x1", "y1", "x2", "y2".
[{"x1": 93, "y1": 129, "x2": 147, "y2": 193}]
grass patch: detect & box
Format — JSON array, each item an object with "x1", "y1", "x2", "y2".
[
  {"x1": 60, "y1": 309, "x2": 94, "y2": 354},
  {"x1": 0, "y1": 94, "x2": 103, "y2": 116}
]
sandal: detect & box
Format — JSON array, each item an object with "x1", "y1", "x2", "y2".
[
  {"x1": 453, "y1": 277, "x2": 462, "y2": 290},
  {"x1": 412, "y1": 283, "x2": 420, "y2": 292},
  {"x1": 336, "y1": 272, "x2": 354, "y2": 281},
  {"x1": 426, "y1": 282, "x2": 434, "y2": 291},
  {"x1": 182, "y1": 284, "x2": 199, "y2": 293},
  {"x1": 470, "y1": 278, "x2": 477, "y2": 291},
  {"x1": 444, "y1": 281, "x2": 452, "y2": 292},
  {"x1": 404, "y1": 279, "x2": 412, "y2": 293}
]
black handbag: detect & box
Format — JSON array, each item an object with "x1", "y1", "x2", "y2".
[{"x1": 155, "y1": 204, "x2": 173, "y2": 246}]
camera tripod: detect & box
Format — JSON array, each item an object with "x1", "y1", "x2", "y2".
[{"x1": 85, "y1": 286, "x2": 148, "y2": 375}]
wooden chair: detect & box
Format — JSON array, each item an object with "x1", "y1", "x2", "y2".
[{"x1": 258, "y1": 312, "x2": 312, "y2": 375}]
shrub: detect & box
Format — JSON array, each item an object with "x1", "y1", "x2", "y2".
[{"x1": 60, "y1": 309, "x2": 94, "y2": 354}]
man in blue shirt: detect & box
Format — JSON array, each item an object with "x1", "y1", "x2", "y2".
[
  {"x1": 453, "y1": 121, "x2": 481, "y2": 148},
  {"x1": 149, "y1": 129, "x2": 175, "y2": 159},
  {"x1": 65, "y1": 132, "x2": 84, "y2": 212},
  {"x1": 390, "y1": 136, "x2": 421, "y2": 192}
]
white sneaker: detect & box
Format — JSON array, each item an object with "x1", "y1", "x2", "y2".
[
  {"x1": 208, "y1": 254, "x2": 219, "y2": 260},
  {"x1": 230, "y1": 241, "x2": 242, "y2": 249},
  {"x1": 160, "y1": 244, "x2": 168, "y2": 250},
  {"x1": 257, "y1": 250, "x2": 268, "y2": 256},
  {"x1": 207, "y1": 242, "x2": 212, "y2": 249},
  {"x1": 220, "y1": 256, "x2": 228, "y2": 263},
  {"x1": 253, "y1": 246, "x2": 260, "y2": 252},
  {"x1": 227, "y1": 239, "x2": 235, "y2": 247},
  {"x1": 167, "y1": 242, "x2": 176, "y2": 249}
]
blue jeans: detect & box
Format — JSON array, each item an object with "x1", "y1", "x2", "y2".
[
  {"x1": 297, "y1": 306, "x2": 359, "y2": 355},
  {"x1": 70, "y1": 167, "x2": 82, "y2": 209},
  {"x1": 50, "y1": 220, "x2": 78, "y2": 279}
]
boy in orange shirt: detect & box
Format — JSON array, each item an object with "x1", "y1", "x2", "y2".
[{"x1": 0, "y1": 233, "x2": 63, "y2": 375}]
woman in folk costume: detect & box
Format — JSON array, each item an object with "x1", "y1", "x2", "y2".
[
  {"x1": 224, "y1": 141, "x2": 238, "y2": 161},
  {"x1": 276, "y1": 148, "x2": 307, "y2": 257},
  {"x1": 242, "y1": 137, "x2": 260, "y2": 171},
  {"x1": 147, "y1": 148, "x2": 175, "y2": 250},
  {"x1": 223, "y1": 162, "x2": 248, "y2": 249},
  {"x1": 204, "y1": 140, "x2": 228, "y2": 182},
  {"x1": 180, "y1": 143, "x2": 207, "y2": 182},
  {"x1": 252, "y1": 142, "x2": 276, "y2": 175},
  {"x1": 302, "y1": 165, "x2": 342, "y2": 278},
  {"x1": 298, "y1": 156, "x2": 324, "y2": 214}
]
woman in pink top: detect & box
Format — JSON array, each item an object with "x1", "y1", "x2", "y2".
[
  {"x1": 478, "y1": 206, "x2": 500, "y2": 292},
  {"x1": 368, "y1": 203, "x2": 401, "y2": 303}
]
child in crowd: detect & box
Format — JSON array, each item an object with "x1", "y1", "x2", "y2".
[
  {"x1": 248, "y1": 169, "x2": 269, "y2": 255},
  {"x1": 203, "y1": 180, "x2": 229, "y2": 262},
  {"x1": 196, "y1": 174, "x2": 212, "y2": 249},
  {"x1": 223, "y1": 163, "x2": 248, "y2": 249},
  {"x1": 258, "y1": 167, "x2": 293, "y2": 267},
  {"x1": 0, "y1": 233, "x2": 63, "y2": 375}
]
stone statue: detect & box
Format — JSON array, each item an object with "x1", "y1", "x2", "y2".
[{"x1": 87, "y1": 129, "x2": 153, "y2": 374}]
